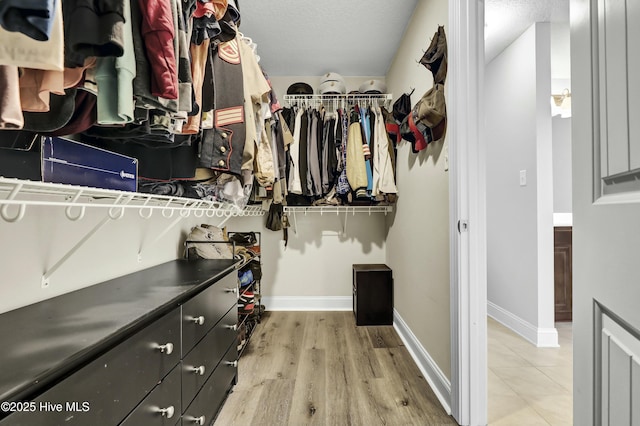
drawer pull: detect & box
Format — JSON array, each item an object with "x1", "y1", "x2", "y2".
[
  {"x1": 190, "y1": 365, "x2": 206, "y2": 376},
  {"x1": 189, "y1": 415, "x2": 206, "y2": 425},
  {"x1": 156, "y1": 342, "x2": 174, "y2": 355},
  {"x1": 225, "y1": 360, "x2": 238, "y2": 368},
  {"x1": 190, "y1": 315, "x2": 205, "y2": 326},
  {"x1": 225, "y1": 324, "x2": 238, "y2": 331},
  {"x1": 225, "y1": 287, "x2": 238, "y2": 295},
  {"x1": 156, "y1": 405, "x2": 175, "y2": 419}
]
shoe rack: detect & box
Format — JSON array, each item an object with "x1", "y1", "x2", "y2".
[{"x1": 229, "y1": 231, "x2": 263, "y2": 357}]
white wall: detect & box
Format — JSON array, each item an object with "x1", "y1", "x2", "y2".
[
  {"x1": 0, "y1": 206, "x2": 208, "y2": 314},
  {"x1": 551, "y1": 23, "x2": 572, "y2": 215},
  {"x1": 485, "y1": 23, "x2": 557, "y2": 346},
  {"x1": 553, "y1": 116, "x2": 572, "y2": 213},
  {"x1": 385, "y1": 0, "x2": 451, "y2": 379}
]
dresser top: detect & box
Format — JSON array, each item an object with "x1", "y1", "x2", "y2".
[{"x1": 0, "y1": 259, "x2": 237, "y2": 402}]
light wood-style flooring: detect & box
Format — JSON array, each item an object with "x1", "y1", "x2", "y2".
[
  {"x1": 488, "y1": 318, "x2": 573, "y2": 425},
  {"x1": 215, "y1": 311, "x2": 456, "y2": 425}
]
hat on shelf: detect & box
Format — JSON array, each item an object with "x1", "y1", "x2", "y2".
[
  {"x1": 286, "y1": 82, "x2": 313, "y2": 95},
  {"x1": 358, "y1": 79, "x2": 387, "y2": 94},
  {"x1": 319, "y1": 72, "x2": 346, "y2": 95}
]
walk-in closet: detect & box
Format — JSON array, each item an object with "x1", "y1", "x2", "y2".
[{"x1": 0, "y1": 0, "x2": 461, "y2": 424}]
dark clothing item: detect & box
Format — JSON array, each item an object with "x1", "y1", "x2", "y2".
[
  {"x1": 0, "y1": 0, "x2": 55, "y2": 41},
  {"x1": 308, "y1": 110, "x2": 321, "y2": 196},
  {"x1": 298, "y1": 111, "x2": 309, "y2": 195},
  {"x1": 63, "y1": 0, "x2": 125, "y2": 67},
  {"x1": 274, "y1": 118, "x2": 286, "y2": 180},
  {"x1": 46, "y1": 89, "x2": 97, "y2": 137},
  {"x1": 200, "y1": 38, "x2": 246, "y2": 176},
  {"x1": 83, "y1": 137, "x2": 197, "y2": 180}
]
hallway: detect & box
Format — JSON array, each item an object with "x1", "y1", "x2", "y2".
[{"x1": 488, "y1": 318, "x2": 573, "y2": 425}]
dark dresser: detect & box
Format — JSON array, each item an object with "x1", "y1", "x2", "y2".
[
  {"x1": 0, "y1": 259, "x2": 239, "y2": 426},
  {"x1": 352, "y1": 264, "x2": 393, "y2": 326}
]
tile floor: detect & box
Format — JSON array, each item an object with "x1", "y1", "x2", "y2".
[{"x1": 488, "y1": 318, "x2": 573, "y2": 425}]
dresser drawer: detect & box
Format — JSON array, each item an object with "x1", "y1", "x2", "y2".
[
  {"x1": 181, "y1": 306, "x2": 237, "y2": 409},
  {"x1": 182, "y1": 343, "x2": 237, "y2": 426},
  {"x1": 181, "y1": 273, "x2": 237, "y2": 355},
  {"x1": 0, "y1": 307, "x2": 181, "y2": 426},
  {"x1": 119, "y1": 364, "x2": 181, "y2": 426}
]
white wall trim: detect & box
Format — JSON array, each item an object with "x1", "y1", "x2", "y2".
[
  {"x1": 393, "y1": 309, "x2": 452, "y2": 415},
  {"x1": 262, "y1": 296, "x2": 352, "y2": 311},
  {"x1": 449, "y1": 0, "x2": 487, "y2": 424},
  {"x1": 553, "y1": 213, "x2": 573, "y2": 226},
  {"x1": 487, "y1": 301, "x2": 559, "y2": 347}
]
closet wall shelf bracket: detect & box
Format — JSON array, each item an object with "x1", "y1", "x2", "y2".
[{"x1": 0, "y1": 178, "x2": 266, "y2": 224}]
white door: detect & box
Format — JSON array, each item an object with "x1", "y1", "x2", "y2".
[{"x1": 572, "y1": 0, "x2": 640, "y2": 424}]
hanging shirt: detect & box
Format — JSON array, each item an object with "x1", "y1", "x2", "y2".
[
  {"x1": 288, "y1": 108, "x2": 304, "y2": 195},
  {"x1": 336, "y1": 109, "x2": 350, "y2": 195},
  {"x1": 372, "y1": 106, "x2": 398, "y2": 196},
  {"x1": 360, "y1": 107, "x2": 374, "y2": 196},
  {"x1": 346, "y1": 110, "x2": 368, "y2": 198},
  {"x1": 307, "y1": 110, "x2": 322, "y2": 196}
]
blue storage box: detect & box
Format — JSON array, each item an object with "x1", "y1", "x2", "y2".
[{"x1": 42, "y1": 137, "x2": 138, "y2": 192}]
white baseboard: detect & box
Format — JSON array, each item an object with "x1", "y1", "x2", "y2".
[
  {"x1": 393, "y1": 309, "x2": 452, "y2": 415},
  {"x1": 262, "y1": 296, "x2": 352, "y2": 311},
  {"x1": 487, "y1": 301, "x2": 559, "y2": 347}
]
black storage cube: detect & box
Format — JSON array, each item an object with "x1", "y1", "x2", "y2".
[{"x1": 352, "y1": 264, "x2": 393, "y2": 326}]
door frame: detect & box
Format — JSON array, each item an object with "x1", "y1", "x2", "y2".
[{"x1": 448, "y1": 0, "x2": 487, "y2": 424}]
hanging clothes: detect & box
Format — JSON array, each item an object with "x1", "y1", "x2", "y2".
[
  {"x1": 307, "y1": 109, "x2": 322, "y2": 196},
  {"x1": 359, "y1": 106, "x2": 373, "y2": 197},
  {"x1": 0, "y1": 65, "x2": 23, "y2": 129},
  {"x1": 95, "y1": 0, "x2": 136, "y2": 125},
  {"x1": 336, "y1": 109, "x2": 350, "y2": 195},
  {"x1": 346, "y1": 109, "x2": 368, "y2": 198},
  {"x1": 372, "y1": 105, "x2": 398, "y2": 197},
  {"x1": 288, "y1": 107, "x2": 304, "y2": 195}
]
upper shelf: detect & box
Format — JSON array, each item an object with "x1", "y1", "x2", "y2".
[{"x1": 0, "y1": 177, "x2": 264, "y2": 223}]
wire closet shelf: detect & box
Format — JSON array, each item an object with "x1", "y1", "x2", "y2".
[
  {"x1": 0, "y1": 177, "x2": 264, "y2": 223},
  {"x1": 282, "y1": 93, "x2": 393, "y2": 109}
]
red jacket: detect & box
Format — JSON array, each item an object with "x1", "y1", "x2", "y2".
[{"x1": 138, "y1": 0, "x2": 178, "y2": 99}]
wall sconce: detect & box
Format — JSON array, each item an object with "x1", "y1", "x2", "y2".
[{"x1": 551, "y1": 88, "x2": 571, "y2": 118}]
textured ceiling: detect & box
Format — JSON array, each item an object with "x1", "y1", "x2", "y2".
[
  {"x1": 238, "y1": 0, "x2": 419, "y2": 76},
  {"x1": 485, "y1": 0, "x2": 570, "y2": 62},
  {"x1": 237, "y1": 0, "x2": 569, "y2": 76}
]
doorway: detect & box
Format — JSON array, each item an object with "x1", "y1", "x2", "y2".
[{"x1": 483, "y1": 0, "x2": 573, "y2": 423}]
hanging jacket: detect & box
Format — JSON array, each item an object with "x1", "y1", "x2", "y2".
[
  {"x1": 360, "y1": 107, "x2": 374, "y2": 196},
  {"x1": 372, "y1": 106, "x2": 398, "y2": 196},
  {"x1": 64, "y1": 0, "x2": 125, "y2": 67},
  {"x1": 130, "y1": 0, "x2": 177, "y2": 113},
  {"x1": 346, "y1": 111, "x2": 368, "y2": 198},
  {"x1": 138, "y1": 0, "x2": 178, "y2": 100},
  {"x1": 307, "y1": 110, "x2": 322, "y2": 196},
  {"x1": 288, "y1": 108, "x2": 304, "y2": 194},
  {"x1": 200, "y1": 37, "x2": 246, "y2": 175},
  {"x1": 336, "y1": 109, "x2": 350, "y2": 195}
]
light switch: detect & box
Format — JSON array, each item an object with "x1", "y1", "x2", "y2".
[{"x1": 519, "y1": 170, "x2": 527, "y2": 186}]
